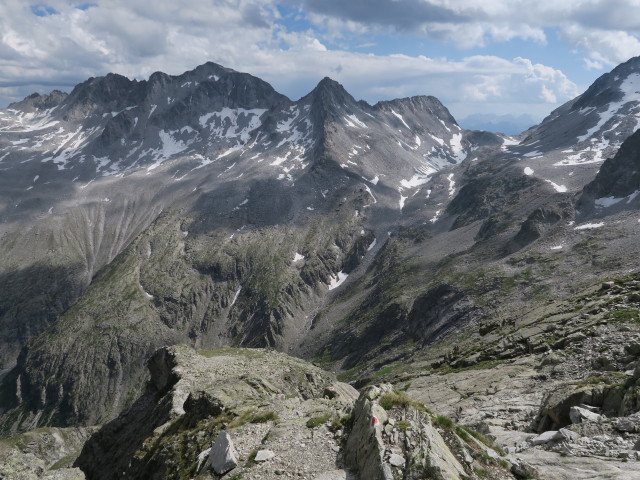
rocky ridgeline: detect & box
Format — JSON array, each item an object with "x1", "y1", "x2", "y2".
[{"x1": 0, "y1": 345, "x2": 510, "y2": 480}]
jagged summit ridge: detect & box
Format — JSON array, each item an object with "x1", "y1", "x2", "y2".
[
  {"x1": 515, "y1": 55, "x2": 640, "y2": 165},
  {"x1": 0, "y1": 61, "x2": 498, "y2": 225}
]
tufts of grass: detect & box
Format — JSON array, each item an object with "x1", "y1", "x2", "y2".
[
  {"x1": 396, "y1": 420, "x2": 411, "y2": 431},
  {"x1": 473, "y1": 467, "x2": 489, "y2": 479},
  {"x1": 379, "y1": 391, "x2": 426, "y2": 411},
  {"x1": 607, "y1": 308, "x2": 640, "y2": 324},
  {"x1": 306, "y1": 413, "x2": 332, "y2": 428},
  {"x1": 433, "y1": 415, "x2": 454, "y2": 430},
  {"x1": 229, "y1": 410, "x2": 278, "y2": 428},
  {"x1": 329, "y1": 414, "x2": 353, "y2": 432},
  {"x1": 250, "y1": 411, "x2": 278, "y2": 424},
  {"x1": 246, "y1": 449, "x2": 258, "y2": 467}
]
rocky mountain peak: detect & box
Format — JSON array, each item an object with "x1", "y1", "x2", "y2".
[
  {"x1": 7, "y1": 90, "x2": 68, "y2": 112},
  {"x1": 513, "y1": 55, "x2": 640, "y2": 163},
  {"x1": 60, "y1": 73, "x2": 144, "y2": 121},
  {"x1": 307, "y1": 76, "x2": 358, "y2": 109},
  {"x1": 377, "y1": 95, "x2": 457, "y2": 125},
  {"x1": 576, "y1": 128, "x2": 640, "y2": 218},
  {"x1": 571, "y1": 55, "x2": 640, "y2": 111}
]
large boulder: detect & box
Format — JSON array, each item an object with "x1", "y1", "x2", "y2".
[{"x1": 207, "y1": 430, "x2": 237, "y2": 475}]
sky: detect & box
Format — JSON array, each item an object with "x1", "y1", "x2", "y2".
[{"x1": 1, "y1": 0, "x2": 640, "y2": 131}]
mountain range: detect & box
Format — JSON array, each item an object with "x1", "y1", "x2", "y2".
[{"x1": 1, "y1": 56, "x2": 640, "y2": 479}]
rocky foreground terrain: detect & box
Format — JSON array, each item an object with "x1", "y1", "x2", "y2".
[
  {"x1": 2, "y1": 346, "x2": 516, "y2": 480},
  {"x1": 1, "y1": 55, "x2": 640, "y2": 479}
]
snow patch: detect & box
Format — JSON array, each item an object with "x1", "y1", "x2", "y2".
[
  {"x1": 230, "y1": 287, "x2": 242, "y2": 307},
  {"x1": 545, "y1": 180, "x2": 567, "y2": 193},
  {"x1": 400, "y1": 171, "x2": 431, "y2": 189},
  {"x1": 293, "y1": 253, "x2": 305, "y2": 262},
  {"x1": 523, "y1": 167, "x2": 534, "y2": 176},
  {"x1": 328, "y1": 272, "x2": 348, "y2": 290},
  {"x1": 390, "y1": 109, "x2": 410, "y2": 129},
  {"x1": 447, "y1": 173, "x2": 456, "y2": 196},
  {"x1": 364, "y1": 185, "x2": 377, "y2": 203},
  {"x1": 596, "y1": 189, "x2": 640, "y2": 207},
  {"x1": 344, "y1": 114, "x2": 367, "y2": 128},
  {"x1": 523, "y1": 151, "x2": 542, "y2": 158},
  {"x1": 399, "y1": 193, "x2": 407, "y2": 211},
  {"x1": 147, "y1": 130, "x2": 189, "y2": 171},
  {"x1": 577, "y1": 73, "x2": 640, "y2": 142},
  {"x1": 449, "y1": 133, "x2": 466, "y2": 162},
  {"x1": 199, "y1": 107, "x2": 266, "y2": 143},
  {"x1": 367, "y1": 238, "x2": 377, "y2": 251},
  {"x1": 595, "y1": 196, "x2": 624, "y2": 208},
  {"x1": 574, "y1": 222, "x2": 605, "y2": 230}
]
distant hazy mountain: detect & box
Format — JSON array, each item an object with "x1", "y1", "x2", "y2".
[{"x1": 458, "y1": 113, "x2": 537, "y2": 135}]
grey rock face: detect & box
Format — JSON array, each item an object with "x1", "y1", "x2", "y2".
[
  {"x1": 207, "y1": 430, "x2": 237, "y2": 474},
  {"x1": 570, "y1": 406, "x2": 603, "y2": 424},
  {"x1": 254, "y1": 449, "x2": 275, "y2": 462}
]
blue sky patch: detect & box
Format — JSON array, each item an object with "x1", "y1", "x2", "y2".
[
  {"x1": 30, "y1": 4, "x2": 59, "y2": 16},
  {"x1": 76, "y1": 3, "x2": 98, "y2": 11}
]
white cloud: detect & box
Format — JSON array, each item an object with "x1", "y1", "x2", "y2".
[
  {"x1": 561, "y1": 24, "x2": 640, "y2": 69},
  {"x1": 0, "y1": 0, "x2": 591, "y2": 122},
  {"x1": 301, "y1": 0, "x2": 640, "y2": 64}
]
